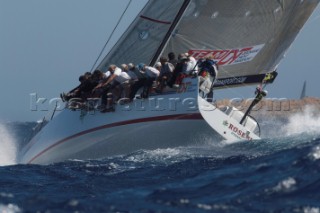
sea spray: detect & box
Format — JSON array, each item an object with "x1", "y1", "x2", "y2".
[
  {"x1": 283, "y1": 105, "x2": 320, "y2": 137},
  {"x1": 0, "y1": 123, "x2": 17, "y2": 166}
]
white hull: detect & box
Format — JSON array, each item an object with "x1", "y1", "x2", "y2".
[
  {"x1": 19, "y1": 78, "x2": 259, "y2": 164},
  {"x1": 21, "y1": 116, "x2": 220, "y2": 164}
]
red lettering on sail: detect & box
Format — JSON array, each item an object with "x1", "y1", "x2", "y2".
[{"x1": 188, "y1": 44, "x2": 264, "y2": 66}]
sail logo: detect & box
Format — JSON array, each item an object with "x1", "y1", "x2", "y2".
[
  {"x1": 215, "y1": 77, "x2": 247, "y2": 87},
  {"x1": 188, "y1": 44, "x2": 265, "y2": 66}
]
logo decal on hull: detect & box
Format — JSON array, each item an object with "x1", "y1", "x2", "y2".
[
  {"x1": 228, "y1": 123, "x2": 253, "y2": 141},
  {"x1": 223, "y1": 120, "x2": 229, "y2": 126}
]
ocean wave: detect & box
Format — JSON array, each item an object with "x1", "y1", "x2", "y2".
[
  {"x1": 1, "y1": 136, "x2": 320, "y2": 212},
  {"x1": 0, "y1": 204, "x2": 21, "y2": 213},
  {"x1": 272, "y1": 177, "x2": 297, "y2": 193},
  {"x1": 0, "y1": 123, "x2": 18, "y2": 166},
  {"x1": 283, "y1": 106, "x2": 320, "y2": 137}
]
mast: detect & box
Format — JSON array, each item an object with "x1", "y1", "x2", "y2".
[{"x1": 149, "y1": 0, "x2": 191, "y2": 66}]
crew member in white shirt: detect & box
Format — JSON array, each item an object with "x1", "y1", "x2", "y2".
[{"x1": 138, "y1": 63, "x2": 160, "y2": 98}]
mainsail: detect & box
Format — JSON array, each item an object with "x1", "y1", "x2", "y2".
[{"x1": 98, "y1": 0, "x2": 319, "y2": 87}]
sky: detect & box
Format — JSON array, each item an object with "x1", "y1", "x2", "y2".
[{"x1": 0, "y1": 0, "x2": 319, "y2": 122}]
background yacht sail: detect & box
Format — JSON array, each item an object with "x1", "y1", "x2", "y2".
[{"x1": 98, "y1": 0, "x2": 319, "y2": 87}]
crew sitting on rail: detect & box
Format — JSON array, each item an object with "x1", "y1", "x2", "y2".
[
  {"x1": 171, "y1": 53, "x2": 198, "y2": 88},
  {"x1": 168, "y1": 52, "x2": 178, "y2": 67},
  {"x1": 154, "y1": 62, "x2": 162, "y2": 74},
  {"x1": 119, "y1": 64, "x2": 134, "y2": 104},
  {"x1": 128, "y1": 63, "x2": 147, "y2": 101},
  {"x1": 93, "y1": 65, "x2": 127, "y2": 112},
  {"x1": 138, "y1": 63, "x2": 160, "y2": 98},
  {"x1": 61, "y1": 71, "x2": 102, "y2": 103},
  {"x1": 122, "y1": 63, "x2": 138, "y2": 83},
  {"x1": 184, "y1": 53, "x2": 198, "y2": 75},
  {"x1": 156, "y1": 56, "x2": 174, "y2": 93},
  {"x1": 168, "y1": 53, "x2": 188, "y2": 88},
  {"x1": 90, "y1": 70, "x2": 109, "y2": 98}
]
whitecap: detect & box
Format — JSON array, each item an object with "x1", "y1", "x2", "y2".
[
  {"x1": 68, "y1": 199, "x2": 79, "y2": 207},
  {"x1": 197, "y1": 203, "x2": 213, "y2": 210},
  {"x1": 309, "y1": 145, "x2": 320, "y2": 160},
  {"x1": 0, "y1": 204, "x2": 22, "y2": 213},
  {"x1": 303, "y1": 206, "x2": 320, "y2": 213},
  {"x1": 273, "y1": 177, "x2": 297, "y2": 192},
  {"x1": 125, "y1": 148, "x2": 184, "y2": 163},
  {"x1": 0, "y1": 192, "x2": 14, "y2": 198},
  {"x1": 0, "y1": 123, "x2": 18, "y2": 166},
  {"x1": 283, "y1": 106, "x2": 320, "y2": 137}
]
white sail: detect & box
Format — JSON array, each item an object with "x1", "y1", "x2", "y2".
[
  {"x1": 97, "y1": 0, "x2": 187, "y2": 71},
  {"x1": 99, "y1": 0, "x2": 319, "y2": 87},
  {"x1": 163, "y1": 0, "x2": 319, "y2": 83}
]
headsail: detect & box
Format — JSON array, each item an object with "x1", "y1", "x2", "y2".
[
  {"x1": 98, "y1": 0, "x2": 319, "y2": 87},
  {"x1": 97, "y1": 0, "x2": 188, "y2": 71}
]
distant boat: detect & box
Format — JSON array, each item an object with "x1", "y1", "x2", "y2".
[
  {"x1": 300, "y1": 80, "x2": 307, "y2": 99},
  {"x1": 19, "y1": 0, "x2": 320, "y2": 164}
]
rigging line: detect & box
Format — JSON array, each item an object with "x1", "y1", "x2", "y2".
[{"x1": 90, "y1": 0, "x2": 133, "y2": 72}]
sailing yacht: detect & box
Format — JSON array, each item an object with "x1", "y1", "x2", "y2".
[{"x1": 19, "y1": 0, "x2": 320, "y2": 164}]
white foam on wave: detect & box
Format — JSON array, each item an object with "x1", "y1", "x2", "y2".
[
  {"x1": 309, "y1": 144, "x2": 320, "y2": 161},
  {"x1": 303, "y1": 207, "x2": 320, "y2": 213},
  {"x1": 0, "y1": 123, "x2": 18, "y2": 166},
  {"x1": 273, "y1": 177, "x2": 297, "y2": 192},
  {"x1": 282, "y1": 106, "x2": 320, "y2": 137},
  {"x1": 0, "y1": 204, "x2": 22, "y2": 213},
  {"x1": 265, "y1": 177, "x2": 297, "y2": 194},
  {"x1": 126, "y1": 148, "x2": 184, "y2": 163},
  {"x1": 126, "y1": 144, "x2": 232, "y2": 164}
]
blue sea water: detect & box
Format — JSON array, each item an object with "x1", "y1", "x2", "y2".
[{"x1": 1, "y1": 111, "x2": 320, "y2": 213}]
